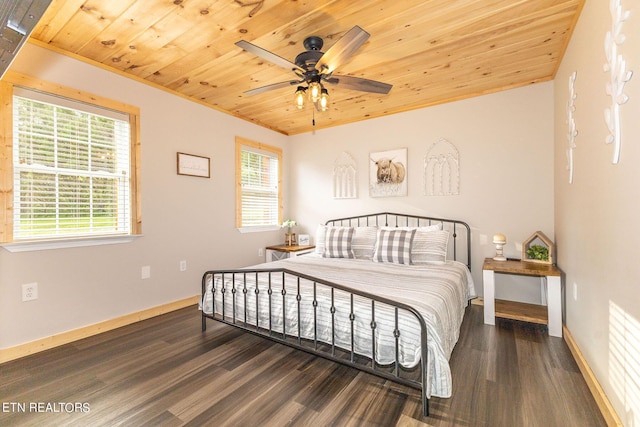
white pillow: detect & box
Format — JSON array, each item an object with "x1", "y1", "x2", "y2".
[
  {"x1": 351, "y1": 226, "x2": 378, "y2": 260},
  {"x1": 391, "y1": 224, "x2": 442, "y2": 232},
  {"x1": 373, "y1": 228, "x2": 416, "y2": 265},
  {"x1": 412, "y1": 229, "x2": 450, "y2": 264},
  {"x1": 315, "y1": 224, "x2": 327, "y2": 255},
  {"x1": 323, "y1": 226, "x2": 355, "y2": 258},
  {"x1": 420, "y1": 223, "x2": 443, "y2": 232}
]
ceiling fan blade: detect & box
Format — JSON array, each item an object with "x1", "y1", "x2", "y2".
[
  {"x1": 244, "y1": 80, "x2": 301, "y2": 95},
  {"x1": 326, "y1": 75, "x2": 392, "y2": 94},
  {"x1": 315, "y1": 26, "x2": 370, "y2": 75},
  {"x1": 236, "y1": 40, "x2": 304, "y2": 73}
]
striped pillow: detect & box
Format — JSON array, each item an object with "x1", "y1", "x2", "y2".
[
  {"x1": 323, "y1": 226, "x2": 355, "y2": 258},
  {"x1": 373, "y1": 228, "x2": 416, "y2": 264},
  {"x1": 411, "y1": 229, "x2": 450, "y2": 264},
  {"x1": 351, "y1": 226, "x2": 378, "y2": 260}
]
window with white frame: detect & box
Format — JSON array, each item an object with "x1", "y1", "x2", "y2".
[
  {"x1": 235, "y1": 136, "x2": 282, "y2": 229},
  {"x1": 0, "y1": 75, "x2": 141, "y2": 244}
]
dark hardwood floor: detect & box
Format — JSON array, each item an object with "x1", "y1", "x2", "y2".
[{"x1": 0, "y1": 304, "x2": 606, "y2": 426}]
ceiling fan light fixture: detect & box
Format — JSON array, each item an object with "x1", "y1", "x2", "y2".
[
  {"x1": 238, "y1": 26, "x2": 392, "y2": 119},
  {"x1": 308, "y1": 80, "x2": 322, "y2": 102},
  {"x1": 294, "y1": 86, "x2": 306, "y2": 109},
  {"x1": 318, "y1": 88, "x2": 330, "y2": 111}
]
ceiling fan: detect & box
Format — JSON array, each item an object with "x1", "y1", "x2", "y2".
[{"x1": 235, "y1": 26, "x2": 392, "y2": 111}]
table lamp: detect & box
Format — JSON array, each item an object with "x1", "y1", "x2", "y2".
[{"x1": 493, "y1": 233, "x2": 507, "y2": 261}]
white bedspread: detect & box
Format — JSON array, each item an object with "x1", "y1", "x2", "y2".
[{"x1": 202, "y1": 255, "x2": 474, "y2": 398}]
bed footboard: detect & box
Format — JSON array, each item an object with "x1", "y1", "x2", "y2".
[{"x1": 201, "y1": 267, "x2": 431, "y2": 417}]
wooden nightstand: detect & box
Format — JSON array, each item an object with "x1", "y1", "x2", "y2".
[
  {"x1": 482, "y1": 258, "x2": 563, "y2": 337},
  {"x1": 265, "y1": 244, "x2": 315, "y2": 262}
]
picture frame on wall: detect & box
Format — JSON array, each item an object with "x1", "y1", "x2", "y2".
[
  {"x1": 177, "y1": 152, "x2": 210, "y2": 178},
  {"x1": 369, "y1": 148, "x2": 407, "y2": 197}
]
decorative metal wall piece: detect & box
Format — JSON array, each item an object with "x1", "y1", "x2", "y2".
[
  {"x1": 604, "y1": 0, "x2": 633, "y2": 164},
  {"x1": 566, "y1": 71, "x2": 578, "y2": 184},
  {"x1": 424, "y1": 138, "x2": 460, "y2": 196},
  {"x1": 333, "y1": 151, "x2": 358, "y2": 199}
]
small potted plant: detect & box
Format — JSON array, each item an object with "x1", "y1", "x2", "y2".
[
  {"x1": 522, "y1": 231, "x2": 554, "y2": 264},
  {"x1": 526, "y1": 244, "x2": 549, "y2": 262},
  {"x1": 282, "y1": 219, "x2": 297, "y2": 246}
]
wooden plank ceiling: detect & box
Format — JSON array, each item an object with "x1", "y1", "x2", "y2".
[{"x1": 28, "y1": 0, "x2": 584, "y2": 135}]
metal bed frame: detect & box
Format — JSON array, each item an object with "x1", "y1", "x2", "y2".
[{"x1": 201, "y1": 212, "x2": 471, "y2": 417}]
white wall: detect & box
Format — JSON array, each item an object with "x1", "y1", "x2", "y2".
[
  {"x1": 554, "y1": 0, "x2": 640, "y2": 424},
  {"x1": 288, "y1": 82, "x2": 555, "y2": 295},
  {"x1": 0, "y1": 44, "x2": 289, "y2": 349}
]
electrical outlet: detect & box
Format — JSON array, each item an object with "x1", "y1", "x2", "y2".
[
  {"x1": 258, "y1": 248, "x2": 264, "y2": 257},
  {"x1": 179, "y1": 260, "x2": 187, "y2": 272},
  {"x1": 141, "y1": 266, "x2": 151, "y2": 279},
  {"x1": 22, "y1": 283, "x2": 38, "y2": 302}
]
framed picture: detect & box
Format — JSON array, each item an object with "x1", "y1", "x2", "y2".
[
  {"x1": 298, "y1": 234, "x2": 310, "y2": 245},
  {"x1": 369, "y1": 148, "x2": 407, "y2": 197},
  {"x1": 177, "y1": 152, "x2": 210, "y2": 178}
]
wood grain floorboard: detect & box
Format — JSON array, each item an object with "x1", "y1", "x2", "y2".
[{"x1": 0, "y1": 304, "x2": 606, "y2": 426}]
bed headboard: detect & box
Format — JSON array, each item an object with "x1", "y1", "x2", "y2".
[{"x1": 325, "y1": 212, "x2": 471, "y2": 270}]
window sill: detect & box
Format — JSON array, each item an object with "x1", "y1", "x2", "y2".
[
  {"x1": 237, "y1": 225, "x2": 281, "y2": 234},
  {"x1": 1, "y1": 235, "x2": 143, "y2": 253}
]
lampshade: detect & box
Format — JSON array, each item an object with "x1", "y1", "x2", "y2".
[
  {"x1": 318, "y1": 88, "x2": 330, "y2": 111},
  {"x1": 294, "y1": 86, "x2": 306, "y2": 109}
]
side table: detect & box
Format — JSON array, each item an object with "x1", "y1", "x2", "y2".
[
  {"x1": 482, "y1": 258, "x2": 563, "y2": 337},
  {"x1": 265, "y1": 244, "x2": 315, "y2": 262}
]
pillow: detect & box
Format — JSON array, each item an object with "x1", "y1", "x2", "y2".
[
  {"x1": 315, "y1": 224, "x2": 327, "y2": 255},
  {"x1": 323, "y1": 226, "x2": 355, "y2": 258},
  {"x1": 351, "y1": 226, "x2": 378, "y2": 260},
  {"x1": 411, "y1": 229, "x2": 450, "y2": 264},
  {"x1": 419, "y1": 223, "x2": 443, "y2": 232},
  {"x1": 393, "y1": 223, "x2": 442, "y2": 232},
  {"x1": 373, "y1": 228, "x2": 416, "y2": 264}
]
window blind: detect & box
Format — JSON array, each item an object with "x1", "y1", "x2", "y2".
[
  {"x1": 240, "y1": 146, "x2": 279, "y2": 227},
  {"x1": 12, "y1": 89, "x2": 131, "y2": 240}
]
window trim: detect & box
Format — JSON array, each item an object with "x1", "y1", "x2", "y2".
[
  {"x1": 235, "y1": 136, "x2": 282, "y2": 231},
  {"x1": 0, "y1": 71, "x2": 142, "y2": 245}
]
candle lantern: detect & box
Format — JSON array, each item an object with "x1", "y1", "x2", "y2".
[{"x1": 492, "y1": 233, "x2": 507, "y2": 261}]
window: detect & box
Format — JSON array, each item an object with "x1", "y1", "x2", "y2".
[
  {"x1": 235, "y1": 136, "x2": 282, "y2": 230},
  {"x1": 13, "y1": 90, "x2": 130, "y2": 239},
  {"x1": 0, "y1": 73, "x2": 141, "y2": 244}
]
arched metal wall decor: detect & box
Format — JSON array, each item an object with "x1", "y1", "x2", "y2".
[
  {"x1": 333, "y1": 151, "x2": 358, "y2": 199},
  {"x1": 604, "y1": 0, "x2": 633, "y2": 164},
  {"x1": 424, "y1": 138, "x2": 460, "y2": 196}
]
